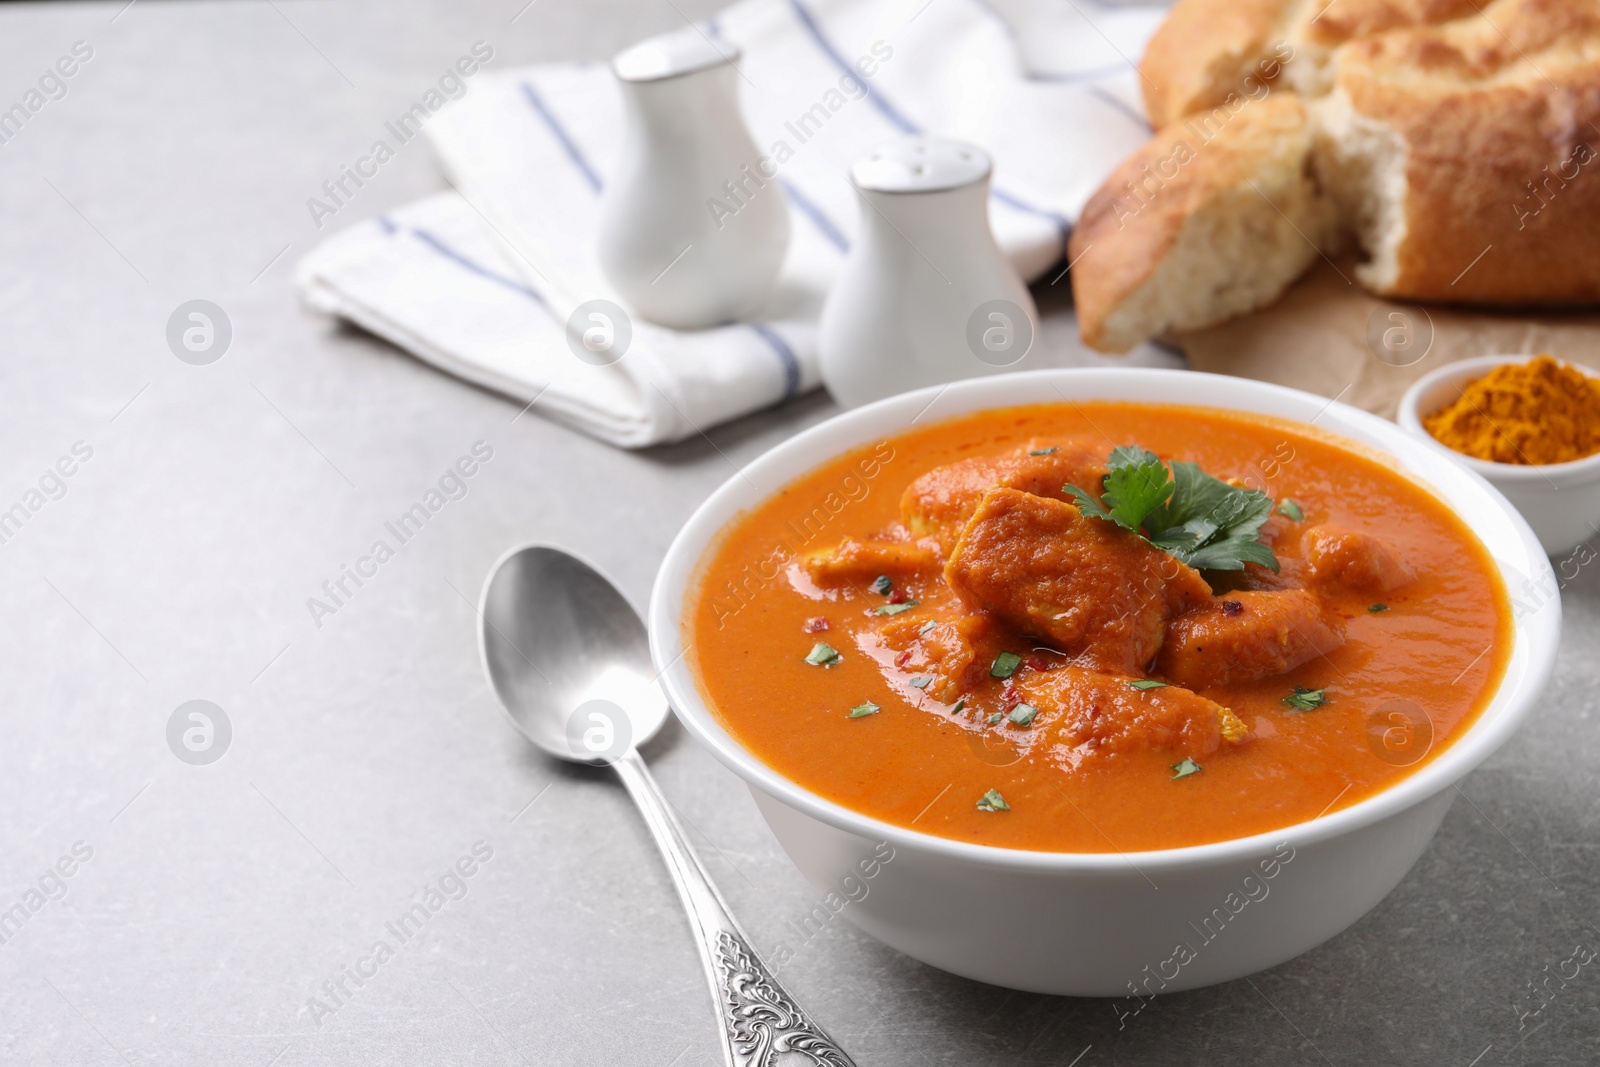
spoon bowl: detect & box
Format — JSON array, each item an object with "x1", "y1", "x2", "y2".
[{"x1": 478, "y1": 543, "x2": 667, "y2": 763}]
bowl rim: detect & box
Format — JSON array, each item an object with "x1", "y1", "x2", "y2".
[
  {"x1": 1396, "y1": 353, "x2": 1600, "y2": 480},
  {"x1": 649, "y1": 368, "x2": 1561, "y2": 873}
]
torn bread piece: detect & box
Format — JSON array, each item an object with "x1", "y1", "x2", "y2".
[{"x1": 1069, "y1": 93, "x2": 1337, "y2": 354}]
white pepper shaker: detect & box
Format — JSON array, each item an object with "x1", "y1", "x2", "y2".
[
  {"x1": 597, "y1": 29, "x2": 790, "y2": 330},
  {"x1": 819, "y1": 136, "x2": 1038, "y2": 408}
]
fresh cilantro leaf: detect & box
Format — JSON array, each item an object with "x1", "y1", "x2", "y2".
[
  {"x1": 1068, "y1": 446, "x2": 1281, "y2": 573},
  {"x1": 1064, "y1": 483, "x2": 1110, "y2": 520},
  {"x1": 910, "y1": 675, "x2": 933, "y2": 689},
  {"x1": 870, "y1": 575, "x2": 893, "y2": 595},
  {"x1": 1171, "y1": 757, "x2": 1202, "y2": 780},
  {"x1": 875, "y1": 600, "x2": 920, "y2": 615},
  {"x1": 976, "y1": 788, "x2": 1010, "y2": 812},
  {"x1": 804, "y1": 643, "x2": 840, "y2": 667},
  {"x1": 987, "y1": 711, "x2": 1003, "y2": 725},
  {"x1": 1029, "y1": 446, "x2": 1058, "y2": 456},
  {"x1": 1128, "y1": 679, "x2": 1170, "y2": 691},
  {"x1": 1369, "y1": 603, "x2": 1389, "y2": 613},
  {"x1": 1278, "y1": 498, "x2": 1304, "y2": 521},
  {"x1": 1066, "y1": 450, "x2": 1172, "y2": 534},
  {"x1": 1282, "y1": 686, "x2": 1329, "y2": 711},
  {"x1": 1008, "y1": 703, "x2": 1038, "y2": 726},
  {"x1": 848, "y1": 702, "x2": 880, "y2": 718},
  {"x1": 950, "y1": 698, "x2": 965, "y2": 714},
  {"x1": 1109, "y1": 445, "x2": 1164, "y2": 470},
  {"x1": 990, "y1": 652, "x2": 1022, "y2": 678},
  {"x1": 1146, "y1": 462, "x2": 1278, "y2": 573},
  {"x1": 919, "y1": 620, "x2": 937, "y2": 635}
]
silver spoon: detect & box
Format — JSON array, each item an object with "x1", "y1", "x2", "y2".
[{"x1": 478, "y1": 544, "x2": 858, "y2": 1067}]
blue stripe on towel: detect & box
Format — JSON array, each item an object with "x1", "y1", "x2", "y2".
[
  {"x1": 1029, "y1": 62, "x2": 1137, "y2": 86},
  {"x1": 396, "y1": 225, "x2": 806, "y2": 404},
  {"x1": 521, "y1": 81, "x2": 604, "y2": 193},
  {"x1": 1087, "y1": 85, "x2": 1152, "y2": 133},
  {"x1": 988, "y1": 188, "x2": 1070, "y2": 241},
  {"x1": 408, "y1": 227, "x2": 552, "y2": 308},
  {"x1": 786, "y1": 0, "x2": 1071, "y2": 246},
  {"x1": 786, "y1": 0, "x2": 917, "y2": 134},
  {"x1": 747, "y1": 322, "x2": 802, "y2": 400},
  {"x1": 780, "y1": 179, "x2": 849, "y2": 253}
]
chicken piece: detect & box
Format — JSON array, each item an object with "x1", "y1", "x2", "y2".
[
  {"x1": 874, "y1": 614, "x2": 992, "y2": 702},
  {"x1": 945, "y1": 488, "x2": 1213, "y2": 675},
  {"x1": 1157, "y1": 589, "x2": 1344, "y2": 688},
  {"x1": 901, "y1": 440, "x2": 1108, "y2": 551},
  {"x1": 1302, "y1": 525, "x2": 1414, "y2": 594},
  {"x1": 1017, "y1": 666, "x2": 1251, "y2": 761},
  {"x1": 803, "y1": 535, "x2": 941, "y2": 587}
]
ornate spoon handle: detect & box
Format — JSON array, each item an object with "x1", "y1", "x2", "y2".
[{"x1": 613, "y1": 748, "x2": 858, "y2": 1067}]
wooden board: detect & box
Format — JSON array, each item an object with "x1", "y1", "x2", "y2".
[{"x1": 1174, "y1": 261, "x2": 1600, "y2": 418}]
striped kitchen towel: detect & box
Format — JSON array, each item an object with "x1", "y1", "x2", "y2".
[{"x1": 295, "y1": 0, "x2": 1163, "y2": 448}]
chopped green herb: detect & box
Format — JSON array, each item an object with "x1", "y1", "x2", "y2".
[
  {"x1": 804, "y1": 643, "x2": 840, "y2": 667},
  {"x1": 1065, "y1": 446, "x2": 1280, "y2": 573},
  {"x1": 1028, "y1": 446, "x2": 1059, "y2": 456},
  {"x1": 870, "y1": 575, "x2": 893, "y2": 595},
  {"x1": 1171, "y1": 757, "x2": 1202, "y2": 780},
  {"x1": 951, "y1": 699, "x2": 966, "y2": 714},
  {"x1": 976, "y1": 788, "x2": 1010, "y2": 812},
  {"x1": 1277, "y1": 498, "x2": 1304, "y2": 521},
  {"x1": 1008, "y1": 703, "x2": 1038, "y2": 726},
  {"x1": 1282, "y1": 686, "x2": 1329, "y2": 711},
  {"x1": 1368, "y1": 603, "x2": 1389, "y2": 613},
  {"x1": 1128, "y1": 679, "x2": 1170, "y2": 691},
  {"x1": 910, "y1": 675, "x2": 933, "y2": 689},
  {"x1": 875, "y1": 600, "x2": 921, "y2": 616},
  {"x1": 988, "y1": 712, "x2": 1003, "y2": 725},
  {"x1": 848, "y1": 702, "x2": 880, "y2": 719},
  {"x1": 990, "y1": 652, "x2": 1022, "y2": 678},
  {"x1": 919, "y1": 619, "x2": 937, "y2": 636}
]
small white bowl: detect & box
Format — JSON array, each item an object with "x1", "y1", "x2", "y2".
[
  {"x1": 650, "y1": 369, "x2": 1560, "y2": 996},
  {"x1": 1398, "y1": 354, "x2": 1600, "y2": 557}
]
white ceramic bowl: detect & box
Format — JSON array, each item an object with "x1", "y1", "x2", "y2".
[
  {"x1": 1398, "y1": 354, "x2": 1600, "y2": 557},
  {"x1": 649, "y1": 369, "x2": 1560, "y2": 996}
]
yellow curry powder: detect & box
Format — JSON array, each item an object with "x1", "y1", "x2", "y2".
[{"x1": 1423, "y1": 355, "x2": 1600, "y2": 465}]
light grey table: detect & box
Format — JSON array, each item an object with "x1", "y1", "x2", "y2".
[{"x1": 1, "y1": 2, "x2": 1595, "y2": 1064}]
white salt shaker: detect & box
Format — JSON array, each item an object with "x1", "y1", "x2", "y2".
[
  {"x1": 819, "y1": 136, "x2": 1038, "y2": 408},
  {"x1": 597, "y1": 29, "x2": 790, "y2": 330}
]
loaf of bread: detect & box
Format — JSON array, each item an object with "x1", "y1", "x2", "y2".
[{"x1": 1071, "y1": 0, "x2": 1600, "y2": 353}]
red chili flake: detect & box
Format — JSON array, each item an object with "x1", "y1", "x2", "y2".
[
  {"x1": 1025, "y1": 655, "x2": 1050, "y2": 671},
  {"x1": 1221, "y1": 600, "x2": 1245, "y2": 617},
  {"x1": 802, "y1": 617, "x2": 830, "y2": 633},
  {"x1": 888, "y1": 589, "x2": 909, "y2": 604},
  {"x1": 1000, "y1": 683, "x2": 1021, "y2": 707},
  {"x1": 894, "y1": 650, "x2": 913, "y2": 669}
]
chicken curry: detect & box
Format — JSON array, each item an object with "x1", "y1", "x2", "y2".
[{"x1": 689, "y1": 403, "x2": 1511, "y2": 852}]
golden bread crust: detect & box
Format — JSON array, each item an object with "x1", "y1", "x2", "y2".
[
  {"x1": 1299, "y1": 0, "x2": 1482, "y2": 48},
  {"x1": 1139, "y1": 0, "x2": 1298, "y2": 129}
]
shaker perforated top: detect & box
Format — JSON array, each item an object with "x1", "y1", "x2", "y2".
[
  {"x1": 850, "y1": 136, "x2": 992, "y2": 194},
  {"x1": 611, "y1": 28, "x2": 741, "y2": 83}
]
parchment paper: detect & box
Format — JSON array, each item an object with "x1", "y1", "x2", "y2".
[{"x1": 1173, "y1": 261, "x2": 1600, "y2": 418}]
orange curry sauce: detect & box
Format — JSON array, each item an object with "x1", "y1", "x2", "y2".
[{"x1": 688, "y1": 403, "x2": 1511, "y2": 853}]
